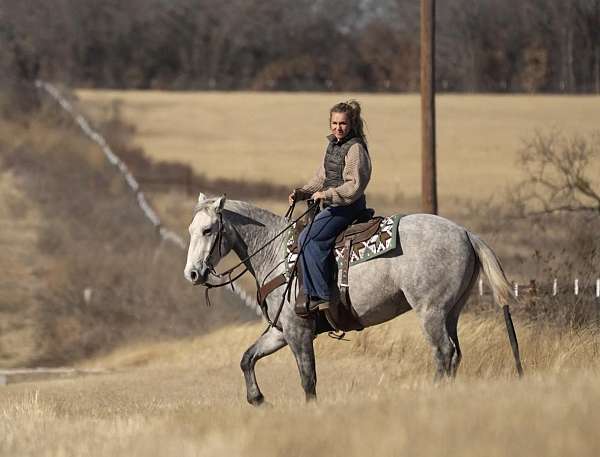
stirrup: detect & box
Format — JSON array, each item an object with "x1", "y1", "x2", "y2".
[
  {"x1": 294, "y1": 298, "x2": 327, "y2": 317},
  {"x1": 318, "y1": 300, "x2": 330, "y2": 310}
]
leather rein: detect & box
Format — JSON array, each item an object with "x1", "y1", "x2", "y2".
[{"x1": 201, "y1": 199, "x2": 318, "y2": 308}]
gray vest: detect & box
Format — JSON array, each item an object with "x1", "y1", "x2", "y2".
[{"x1": 322, "y1": 135, "x2": 364, "y2": 190}]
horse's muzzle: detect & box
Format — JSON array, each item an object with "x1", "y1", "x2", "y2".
[{"x1": 187, "y1": 265, "x2": 209, "y2": 285}]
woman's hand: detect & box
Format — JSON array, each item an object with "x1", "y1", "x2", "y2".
[
  {"x1": 311, "y1": 191, "x2": 327, "y2": 202},
  {"x1": 288, "y1": 191, "x2": 297, "y2": 205}
]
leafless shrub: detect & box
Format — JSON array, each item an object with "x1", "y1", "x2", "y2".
[
  {"x1": 511, "y1": 130, "x2": 600, "y2": 216},
  {"x1": 484, "y1": 130, "x2": 600, "y2": 326}
]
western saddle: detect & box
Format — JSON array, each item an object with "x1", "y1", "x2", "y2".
[{"x1": 258, "y1": 203, "x2": 382, "y2": 332}]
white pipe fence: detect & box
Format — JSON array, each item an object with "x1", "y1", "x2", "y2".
[
  {"x1": 36, "y1": 81, "x2": 260, "y2": 315},
  {"x1": 478, "y1": 278, "x2": 600, "y2": 298}
]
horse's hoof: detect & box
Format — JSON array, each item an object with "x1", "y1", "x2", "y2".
[
  {"x1": 305, "y1": 393, "x2": 317, "y2": 403},
  {"x1": 248, "y1": 394, "x2": 265, "y2": 407}
]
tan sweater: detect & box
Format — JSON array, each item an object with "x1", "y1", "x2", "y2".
[{"x1": 301, "y1": 142, "x2": 372, "y2": 206}]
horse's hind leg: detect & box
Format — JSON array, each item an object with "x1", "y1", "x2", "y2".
[
  {"x1": 240, "y1": 327, "x2": 287, "y2": 406},
  {"x1": 446, "y1": 261, "x2": 479, "y2": 377},
  {"x1": 445, "y1": 312, "x2": 462, "y2": 378}
]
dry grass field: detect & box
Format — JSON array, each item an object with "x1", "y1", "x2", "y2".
[
  {"x1": 76, "y1": 90, "x2": 600, "y2": 204},
  {"x1": 2, "y1": 314, "x2": 600, "y2": 456}
]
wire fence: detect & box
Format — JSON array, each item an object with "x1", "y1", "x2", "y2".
[{"x1": 35, "y1": 80, "x2": 260, "y2": 315}]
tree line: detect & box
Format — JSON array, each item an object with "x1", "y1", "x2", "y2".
[{"x1": 1, "y1": 0, "x2": 599, "y2": 93}]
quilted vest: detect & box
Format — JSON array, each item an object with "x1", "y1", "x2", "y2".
[{"x1": 322, "y1": 135, "x2": 364, "y2": 190}]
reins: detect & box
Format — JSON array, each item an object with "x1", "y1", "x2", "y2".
[
  {"x1": 267, "y1": 201, "x2": 319, "y2": 330},
  {"x1": 202, "y1": 199, "x2": 351, "y2": 340},
  {"x1": 202, "y1": 199, "x2": 318, "y2": 308}
]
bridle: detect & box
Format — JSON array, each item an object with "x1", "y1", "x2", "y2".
[
  {"x1": 203, "y1": 210, "x2": 226, "y2": 278},
  {"x1": 196, "y1": 199, "x2": 319, "y2": 311},
  {"x1": 196, "y1": 210, "x2": 251, "y2": 306}
]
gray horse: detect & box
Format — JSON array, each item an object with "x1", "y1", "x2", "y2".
[{"x1": 184, "y1": 193, "x2": 522, "y2": 405}]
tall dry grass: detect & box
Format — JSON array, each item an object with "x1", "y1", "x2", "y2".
[
  {"x1": 1, "y1": 314, "x2": 600, "y2": 456},
  {"x1": 0, "y1": 170, "x2": 43, "y2": 365}
]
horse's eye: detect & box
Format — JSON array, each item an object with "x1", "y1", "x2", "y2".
[{"x1": 202, "y1": 228, "x2": 212, "y2": 236}]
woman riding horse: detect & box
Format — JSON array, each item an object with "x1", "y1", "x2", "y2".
[{"x1": 289, "y1": 100, "x2": 372, "y2": 316}]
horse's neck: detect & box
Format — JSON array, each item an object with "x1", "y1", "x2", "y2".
[{"x1": 224, "y1": 201, "x2": 288, "y2": 284}]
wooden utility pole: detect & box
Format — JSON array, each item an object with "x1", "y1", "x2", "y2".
[{"x1": 420, "y1": 0, "x2": 437, "y2": 214}]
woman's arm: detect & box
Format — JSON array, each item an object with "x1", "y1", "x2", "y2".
[
  {"x1": 297, "y1": 163, "x2": 326, "y2": 198},
  {"x1": 322, "y1": 143, "x2": 371, "y2": 206}
]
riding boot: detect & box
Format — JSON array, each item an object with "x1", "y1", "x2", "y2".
[{"x1": 294, "y1": 289, "x2": 310, "y2": 317}]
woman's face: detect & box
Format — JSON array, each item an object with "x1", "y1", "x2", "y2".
[{"x1": 330, "y1": 112, "x2": 351, "y2": 141}]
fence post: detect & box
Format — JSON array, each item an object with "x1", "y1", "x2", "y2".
[
  {"x1": 552, "y1": 278, "x2": 558, "y2": 296},
  {"x1": 574, "y1": 278, "x2": 579, "y2": 296}
]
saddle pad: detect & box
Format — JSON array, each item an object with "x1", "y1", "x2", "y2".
[
  {"x1": 334, "y1": 214, "x2": 401, "y2": 268},
  {"x1": 286, "y1": 214, "x2": 401, "y2": 272}
]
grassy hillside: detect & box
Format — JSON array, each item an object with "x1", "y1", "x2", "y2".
[
  {"x1": 0, "y1": 112, "x2": 255, "y2": 367},
  {"x1": 76, "y1": 91, "x2": 600, "y2": 206},
  {"x1": 0, "y1": 170, "x2": 44, "y2": 365}
]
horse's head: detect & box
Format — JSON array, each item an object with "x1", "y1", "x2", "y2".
[{"x1": 184, "y1": 192, "x2": 233, "y2": 285}]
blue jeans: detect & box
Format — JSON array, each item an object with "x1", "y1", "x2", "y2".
[{"x1": 298, "y1": 195, "x2": 366, "y2": 300}]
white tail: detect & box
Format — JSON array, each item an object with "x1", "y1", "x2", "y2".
[
  {"x1": 467, "y1": 231, "x2": 524, "y2": 377},
  {"x1": 467, "y1": 232, "x2": 516, "y2": 308}
]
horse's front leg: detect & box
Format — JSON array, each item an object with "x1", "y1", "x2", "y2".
[
  {"x1": 240, "y1": 327, "x2": 287, "y2": 406},
  {"x1": 284, "y1": 319, "x2": 317, "y2": 402}
]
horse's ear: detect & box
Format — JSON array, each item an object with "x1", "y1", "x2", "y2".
[
  {"x1": 198, "y1": 192, "x2": 207, "y2": 203},
  {"x1": 213, "y1": 194, "x2": 226, "y2": 212}
]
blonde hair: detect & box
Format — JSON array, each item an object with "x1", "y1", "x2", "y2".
[{"x1": 330, "y1": 100, "x2": 367, "y2": 145}]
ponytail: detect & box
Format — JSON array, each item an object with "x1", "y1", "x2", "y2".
[{"x1": 330, "y1": 99, "x2": 367, "y2": 145}]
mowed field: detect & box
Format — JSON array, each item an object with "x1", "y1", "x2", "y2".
[
  {"x1": 77, "y1": 90, "x2": 600, "y2": 203},
  {"x1": 2, "y1": 314, "x2": 600, "y2": 456}
]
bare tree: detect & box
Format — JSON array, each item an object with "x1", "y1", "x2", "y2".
[
  {"x1": 512, "y1": 130, "x2": 600, "y2": 215},
  {"x1": 573, "y1": 0, "x2": 600, "y2": 93},
  {"x1": 0, "y1": 0, "x2": 598, "y2": 92}
]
